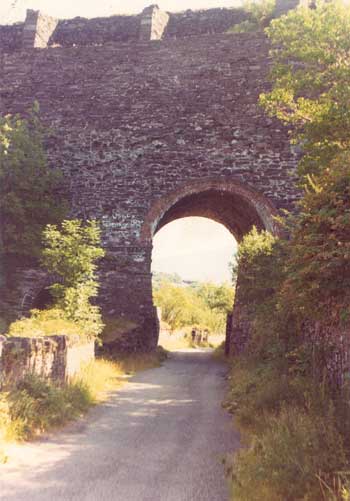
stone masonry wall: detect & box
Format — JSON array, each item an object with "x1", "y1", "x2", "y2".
[
  {"x1": 0, "y1": 335, "x2": 95, "y2": 385},
  {"x1": 22, "y1": 9, "x2": 58, "y2": 49},
  {"x1": 0, "y1": 24, "x2": 23, "y2": 52},
  {"x1": 0, "y1": 31, "x2": 299, "y2": 350},
  {"x1": 0, "y1": 3, "x2": 301, "y2": 53},
  {"x1": 0, "y1": 4, "x2": 301, "y2": 351}
]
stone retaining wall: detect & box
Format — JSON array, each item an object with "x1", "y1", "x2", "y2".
[{"x1": 0, "y1": 335, "x2": 95, "y2": 385}]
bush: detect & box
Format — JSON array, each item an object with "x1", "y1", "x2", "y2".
[
  {"x1": 42, "y1": 219, "x2": 105, "y2": 340},
  {"x1": 227, "y1": 404, "x2": 347, "y2": 501},
  {"x1": 1, "y1": 359, "x2": 123, "y2": 442},
  {"x1": 228, "y1": 0, "x2": 276, "y2": 33},
  {"x1": 6, "y1": 308, "x2": 86, "y2": 339}
]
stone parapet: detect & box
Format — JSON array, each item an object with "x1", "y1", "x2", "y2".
[
  {"x1": 0, "y1": 2, "x2": 302, "y2": 52},
  {"x1": 22, "y1": 10, "x2": 58, "y2": 49},
  {"x1": 0, "y1": 335, "x2": 95, "y2": 385},
  {"x1": 140, "y1": 5, "x2": 169, "y2": 41}
]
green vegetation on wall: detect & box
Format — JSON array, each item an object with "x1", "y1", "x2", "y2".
[
  {"x1": 228, "y1": 0, "x2": 276, "y2": 33},
  {"x1": 260, "y1": 0, "x2": 350, "y2": 178},
  {"x1": 0, "y1": 104, "x2": 68, "y2": 263},
  {"x1": 8, "y1": 219, "x2": 106, "y2": 341},
  {"x1": 226, "y1": 2, "x2": 350, "y2": 498}
]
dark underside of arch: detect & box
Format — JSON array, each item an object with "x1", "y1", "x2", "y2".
[{"x1": 154, "y1": 189, "x2": 266, "y2": 241}]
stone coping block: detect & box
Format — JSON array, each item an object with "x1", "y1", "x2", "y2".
[{"x1": 0, "y1": 335, "x2": 95, "y2": 385}]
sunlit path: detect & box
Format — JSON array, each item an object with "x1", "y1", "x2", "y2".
[{"x1": 0, "y1": 350, "x2": 239, "y2": 501}]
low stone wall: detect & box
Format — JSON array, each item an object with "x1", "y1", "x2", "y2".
[
  {"x1": 0, "y1": 335, "x2": 95, "y2": 385},
  {"x1": 66, "y1": 338, "x2": 95, "y2": 379}
]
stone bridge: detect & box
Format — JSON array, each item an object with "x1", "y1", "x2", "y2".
[{"x1": 0, "y1": 3, "x2": 300, "y2": 352}]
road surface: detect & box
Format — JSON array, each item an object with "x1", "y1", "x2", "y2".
[{"x1": 0, "y1": 349, "x2": 240, "y2": 501}]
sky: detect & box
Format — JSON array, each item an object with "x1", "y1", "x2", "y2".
[
  {"x1": 152, "y1": 217, "x2": 237, "y2": 283},
  {"x1": 0, "y1": 0, "x2": 241, "y2": 23}
]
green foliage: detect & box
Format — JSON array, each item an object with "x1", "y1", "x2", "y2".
[
  {"x1": 260, "y1": 0, "x2": 350, "y2": 178},
  {"x1": 226, "y1": 5, "x2": 350, "y2": 498},
  {"x1": 226, "y1": 218, "x2": 350, "y2": 498},
  {"x1": 42, "y1": 219, "x2": 105, "y2": 339},
  {"x1": 232, "y1": 227, "x2": 280, "y2": 304},
  {"x1": 153, "y1": 282, "x2": 204, "y2": 331},
  {"x1": 0, "y1": 105, "x2": 68, "y2": 260},
  {"x1": 153, "y1": 281, "x2": 234, "y2": 334},
  {"x1": 228, "y1": 402, "x2": 346, "y2": 501},
  {"x1": 195, "y1": 282, "x2": 234, "y2": 314},
  {"x1": 5, "y1": 374, "x2": 91, "y2": 440},
  {"x1": 282, "y1": 154, "x2": 350, "y2": 326},
  {"x1": 7, "y1": 308, "x2": 87, "y2": 339},
  {"x1": 1, "y1": 359, "x2": 123, "y2": 442},
  {"x1": 228, "y1": 0, "x2": 276, "y2": 33}
]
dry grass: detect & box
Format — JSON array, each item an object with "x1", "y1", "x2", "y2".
[
  {"x1": 0, "y1": 351, "x2": 166, "y2": 463},
  {"x1": 158, "y1": 331, "x2": 225, "y2": 352},
  {"x1": 158, "y1": 332, "x2": 193, "y2": 351},
  {"x1": 118, "y1": 348, "x2": 168, "y2": 374}
]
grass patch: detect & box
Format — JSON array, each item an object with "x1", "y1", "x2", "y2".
[
  {"x1": 6, "y1": 308, "x2": 88, "y2": 339},
  {"x1": 158, "y1": 332, "x2": 194, "y2": 351},
  {"x1": 158, "y1": 331, "x2": 225, "y2": 352},
  {"x1": 0, "y1": 359, "x2": 122, "y2": 444},
  {"x1": 0, "y1": 349, "x2": 167, "y2": 462},
  {"x1": 224, "y1": 355, "x2": 350, "y2": 500},
  {"x1": 118, "y1": 347, "x2": 168, "y2": 374}
]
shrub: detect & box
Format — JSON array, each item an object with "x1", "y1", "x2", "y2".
[
  {"x1": 7, "y1": 308, "x2": 86, "y2": 339},
  {"x1": 0, "y1": 104, "x2": 68, "y2": 261},
  {"x1": 42, "y1": 219, "x2": 105, "y2": 339},
  {"x1": 228, "y1": 0, "x2": 276, "y2": 33},
  {"x1": 227, "y1": 404, "x2": 347, "y2": 501},
  {"x1": 1, "y1": 359, "x2": 123, "y2": 442}
]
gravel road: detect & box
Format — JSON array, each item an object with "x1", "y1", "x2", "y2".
[{"x1": 0, "y1": 348, "x2": 240, "y2": 501}]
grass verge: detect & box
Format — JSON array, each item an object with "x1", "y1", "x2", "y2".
[
  {"x1": 224, "y1": 355, "x2": 350, "y2": 500},
  {"x1": 0, "y1": 348, "x2": 166, "y2": 463}
]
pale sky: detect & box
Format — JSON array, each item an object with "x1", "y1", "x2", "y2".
[
  {"x1": 152, "y1": 217, "x2": 237, "y2": 283},
  {"x1": 0, "y1": 0, "x2": 241, "y2": 23}
]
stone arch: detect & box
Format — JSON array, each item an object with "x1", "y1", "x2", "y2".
[
  {"x1": 141, "y1": 177, "x2": 280, "y2": 243},
  {"x1": 141, "y1": 177, "x2": 281, "y2": 353}
]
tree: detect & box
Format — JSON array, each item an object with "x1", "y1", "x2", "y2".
[
  {"x1": 282, "y1": 153, "x2": 350, "y2": 326},
  {"x1": 228, "y1": 0, "x2": 276, "y2": 33},
  {"x1": 195, "y1": 282, "x2": 234, "y2": 314},
  {"x1": 0, "y1": 104, "x2": 68, "y2": 262},
  {"x1": 260, "y1": 0, "x2": 350, "y2": 179},
  {"x1": 153, "y1": 280, "x2": 234, "y2": 334},
  {"x1": 42, "y1": 219, "x2": 105, "y2": 339}
]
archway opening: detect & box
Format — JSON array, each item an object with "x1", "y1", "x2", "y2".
[
  {"x1": 141, "y1": 179, "x2": 279, "y2": 353},
  {"x1": 152, "y1": 216, "x2": 237, "y2": 350}
]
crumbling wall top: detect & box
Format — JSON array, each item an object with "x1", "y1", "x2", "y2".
[{"x1": 0, "y1": 1, "x2": 300, "y2": 52}]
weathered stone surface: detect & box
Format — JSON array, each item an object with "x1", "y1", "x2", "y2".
[
  {"x1": 0, "y1": 4, "x2": 301, "y2": 353},
  {"x1": 0, "y1": 335, "x2": 95, "y2": 384},
  {"x1": 140, "y1": 5, "x2": 169, "y2": 41},
  {"x1": 22, "y1": 10, "x2": 58, "y2": 49},
  {"x1": 0, "y1": 24, "x2": 23, "y2": 52}
]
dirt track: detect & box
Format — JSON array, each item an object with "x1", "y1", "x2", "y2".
[{"x1": 0, "y1": 349, "x2": 240, "y2": 501}]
